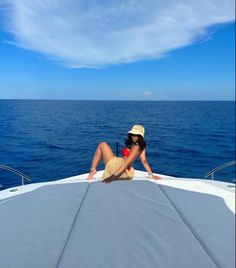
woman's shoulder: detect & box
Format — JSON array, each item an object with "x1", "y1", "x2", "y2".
[{"x1": 131, "y1": 143, "x2": 142, "y2": 151}]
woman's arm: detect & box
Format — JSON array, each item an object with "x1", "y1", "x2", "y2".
[
  {"x1": 140, "y1": 150, "x2": 161, "y2": 180},
  {"x1": 102, "y1": 145, "x2": 140, "y2": 182}
]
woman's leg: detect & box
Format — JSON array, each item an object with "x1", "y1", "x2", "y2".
[{"x1": 87, "y1": 142, "x2": 115, "y2": 179}]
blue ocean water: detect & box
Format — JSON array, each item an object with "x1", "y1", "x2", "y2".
[{"x1": 0, "y1": 100, "x2": 235, "y2": 189}]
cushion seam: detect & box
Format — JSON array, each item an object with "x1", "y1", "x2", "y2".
[
  {"x1": 157, "y1": 184, "x2": 222, "y2": 268},
  {"x1": 55, "y1": 183, "x2": 91, "y2": 268}
]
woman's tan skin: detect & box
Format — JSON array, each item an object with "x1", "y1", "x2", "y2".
[
  {"x1": 139, "y1": 149, "x2": 161, "y2": 180},
  {"x1": 87, "y1": 135, "x2": 161, "y2": 182}
]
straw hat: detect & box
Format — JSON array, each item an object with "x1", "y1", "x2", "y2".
[{"x1": 128, "y1": 125, "x2": 145, "y2": 138}]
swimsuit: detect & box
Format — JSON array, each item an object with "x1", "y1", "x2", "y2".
[
  {"x1": 121, "y1": 147, "x2": 131, "y2": 170},
  {"x1": 121, "y1": 147, "x2": 130, "y2": 157}
]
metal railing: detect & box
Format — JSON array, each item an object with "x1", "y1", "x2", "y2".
[
  {"x1": 0, "y1": 165, "x2": 31, "y2": 186},
  {"x1": 204, "y1": 160, "x2": 236, "y2": 181}
]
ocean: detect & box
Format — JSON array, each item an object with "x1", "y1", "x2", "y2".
[{"x1": 0, "y1": 100, "x2": 235, "y2": 189}]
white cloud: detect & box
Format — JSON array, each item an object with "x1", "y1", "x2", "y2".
[
  {"x1": 142, "y1": 91, "x2": 152, "y2": 96},
  {"x1": 1, "y1": 0, "x2": 234, "y2": 68}
]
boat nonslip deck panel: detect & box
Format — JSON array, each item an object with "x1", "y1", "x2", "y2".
[{"x1": 0, "y1": 180, "x2": 234, "y2": 268}]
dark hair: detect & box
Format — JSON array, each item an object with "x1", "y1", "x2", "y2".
[{"x1": 125, "y1": 134, "x2": 146, "y2": 152}]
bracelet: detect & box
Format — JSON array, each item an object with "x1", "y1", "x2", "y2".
[
  {"x1": 113, "y1": 172, "x2": 119, "y2": 177},
  {"x1": 147, "y1": 173, "x2": 153, "y2": 179},
  {"x1": 90, "y1": 168, "x2": 97, "y2": 173}
]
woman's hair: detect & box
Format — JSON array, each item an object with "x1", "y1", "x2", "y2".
[{"x1": 125, "y1": 134, "x2": 146, "y2": 151}]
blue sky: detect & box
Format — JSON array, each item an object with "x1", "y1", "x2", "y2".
[{"x1": 0, "y1": 1, "x2": 235, "y2": 100}]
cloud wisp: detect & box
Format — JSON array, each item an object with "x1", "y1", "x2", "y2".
[
  {"x1": 142, "y1": 91, "x2": 153, "y2": 96},
  {"x1": 1, "y1": 0, "x2": 234, "y2": 68}
]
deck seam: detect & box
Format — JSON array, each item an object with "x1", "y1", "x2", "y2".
[
  {"x1": 55, "y1": 183, "x2": 91, "y2": 268},
  {"x1": 157, "y1": 184, "x2": 222, "y2": 268}
]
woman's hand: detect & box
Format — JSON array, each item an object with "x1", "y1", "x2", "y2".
[
  {"x1": 87, "y1": 168, "x2": 96, "y2": 180},
  {"x1": 150, "y1": 174, "x2": 162, "y2": 180},
  {"x1": 101, "y1": 174, "x2": 117, "y2": 183}
]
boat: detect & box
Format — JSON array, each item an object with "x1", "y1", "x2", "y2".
[{"x1": 0, "y1": 167, "x2": 235, "y2": 268}]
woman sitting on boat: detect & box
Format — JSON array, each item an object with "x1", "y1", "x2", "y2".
[{"x1": 87, "y1": 125, "x2": 161, "y2": 182}]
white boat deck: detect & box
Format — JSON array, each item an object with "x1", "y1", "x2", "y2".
[{"x1": 0, "y1": 170, "x2": 235, "y2": 268}]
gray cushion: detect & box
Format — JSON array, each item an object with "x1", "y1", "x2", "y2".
[
  {"x1": 58, "y1": 181, "x2": 217, "y2": 268},
  {"x1": 0, "y1": 183, "x2": 89, "y2": 268},
  {"x1": 1, "y1": 180, "x2": 234, "y2": 268},
  {"x1": 159, "y1": 184, "x2": 235, "y2": 268}
]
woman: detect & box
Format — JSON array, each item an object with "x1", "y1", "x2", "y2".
[{"x1": 87, "y1": 125, "x2": 161, "y2": 182}]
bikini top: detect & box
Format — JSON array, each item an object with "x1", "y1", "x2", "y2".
[
  {"x1": 121, "y1": 147, "x2": 132, "y2": 170},
  {"x1": 121, "y1": 147, "x2": 131, "y2": 157}
]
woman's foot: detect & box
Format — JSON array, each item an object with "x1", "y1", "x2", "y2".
[{"x1": 87, "y1": 168, "x2": 96, "y2": 180}]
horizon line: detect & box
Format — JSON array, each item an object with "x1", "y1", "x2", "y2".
[{"x1": 0, "y1": 98, "x2": 235, "y2": 102}]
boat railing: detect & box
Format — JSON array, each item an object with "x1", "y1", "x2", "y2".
[
  {"x1": 204, "y1": 160, "x2": 236, "y2": 181},
  {"x1": 0, "y1": 165, "x2": 31, "y2": 186}
]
